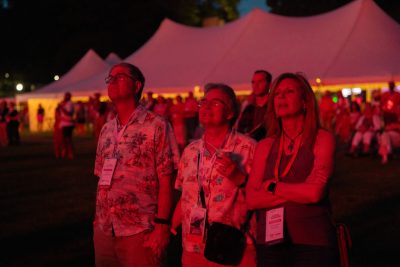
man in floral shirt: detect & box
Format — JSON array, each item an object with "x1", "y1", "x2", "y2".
[{"x1": 94, "y1": 63, "x2": 176, "y2": 266}]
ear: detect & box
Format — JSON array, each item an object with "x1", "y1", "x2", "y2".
[
  {"x1": 226, "y1": 109, "x2": 234, "y2": 120},
  {"x1": 134, "y1": 80, "x2": 142, "y2": 94}
]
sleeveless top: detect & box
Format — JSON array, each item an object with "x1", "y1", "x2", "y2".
[{"x1": 256, "y1": 137, "x2": 337, "y2": 247}]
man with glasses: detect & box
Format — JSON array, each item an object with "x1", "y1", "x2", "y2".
[
  {"x1": 94, "y1": 62, "x2": 177, "y2": 266},
  {"x1": 236, "y1": 70, "x2": 272, "y2": 141}
]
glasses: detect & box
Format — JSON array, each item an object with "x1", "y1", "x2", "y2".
[
  {"x1": 105, "y1": 73, "x2": 135, "y2": 84},
  {"x1": 198, "y1": 98, "x2": 228, "y2": 108}
]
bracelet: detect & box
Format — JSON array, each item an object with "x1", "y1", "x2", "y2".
[{"x1": 154, "y1": 217, "x2": 171, "y2": 225}]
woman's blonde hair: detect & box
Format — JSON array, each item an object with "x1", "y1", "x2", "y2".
[{"x1": 265, "y1": 72, "x2": 320, "y2": 148}]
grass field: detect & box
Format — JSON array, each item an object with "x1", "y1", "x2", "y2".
[{"x1": 0, "y1": 133, "x2": 399, "y2": 267}]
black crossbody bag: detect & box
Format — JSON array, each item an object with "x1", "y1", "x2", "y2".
[{"x1": 196, "y1": 152, "x2": 252, "y2": 265}]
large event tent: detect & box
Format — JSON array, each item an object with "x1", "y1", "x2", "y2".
[
  {"x1": 18, "y1": 49, "x2": 111, "y2": 131},
  {"x1": 17, "y1": 0, "x2": 400, "y2": 131}
]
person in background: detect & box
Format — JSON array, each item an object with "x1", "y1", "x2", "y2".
[
  {"x1": 170, "y1": 94, "x2": 187, "y2": 152},
  {"x1": 144, "y1": 91, "x2": 157, "y2": 111},
  {"x1": 183, "y1": 91, "x2": 199, "y2": 142},
  {"x1": 378, "y1": 111, "x2": 400, "y2": 164},
  {"x1": 87, "y1": 93, "x2": 101, "y2": 136},
  {"x1": 171, "y1": 83, "x2": 257, "y2": 267},
  {"x1": 247, "y1": 73, "x2": 339, "y2": 267},
  {"x1": 236, "y1": 70, "x2": 272, "y2": 141},
  {"x1": 348, "y1": 103, "x2": 382, "y2": 156},
  {"x1": 319, "y1": 90, "x2": 336, "y2": 132},
  {"x1": 75, "y1": 101, "x2": 87, "y2": 136},
  {"x1": 154, "y1": 95, "x2": 170, "y2": 119},
  {"x1": 36, "y1": 103, "x2": 45, "y2": 132},
  {"x1": 94, "y1": 101, "x2": 109, "y2": 142},
  {"x1": 381, "y1": 81, "x2": 400, "y2": 116},
  {"x1": 0, "y1": 100, "x2": 9, "y2": 146},
  {"x1": 59, "y1": 92, "x2": 75, "y2": 159},
  {"x1": 19, "y1": 104, "x2": 29, "y2": 133},
  {"x1": 6, "y1": 102, "x2": 20, "y2": 146},
  {"x1": 53, "y1": 104, "x2": 63, "y2": 158},
  {"x1": 94, "y1": 62, "x2": 177, "y2": 267}
]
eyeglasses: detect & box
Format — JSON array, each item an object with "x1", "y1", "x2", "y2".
[
  {"x1": 198, "y1": 98, "x2": 228, "y2": 108},
  {"x1": 105, "y1": 73, "x2": 135, "y2": 84}
]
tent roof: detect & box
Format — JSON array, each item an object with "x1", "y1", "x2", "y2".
[
  {"x1": 105, "y1": 52, "x2": 122, "y2": 66},
  {"x1": 17, "y1": 49, "x2": 109, "y2": 100},
  {"x1": 124, "y1": 0, "x2": 400, "y2": 93},
  {"x1": 17, "y1": 0, "x2": 400, "y2": 101}
]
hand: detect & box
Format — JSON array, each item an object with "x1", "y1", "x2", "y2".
[
  {"x1": 143, "y1": 224, "x2": 170, "y2": 263},
  {"x1": 215, "y1": 152, "x2": 235, "y2": 176},
  {"x1": 215, "y1": 152, "x2": 245, "y2": 186}
]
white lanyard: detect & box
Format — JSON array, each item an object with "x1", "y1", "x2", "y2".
[{"x1": 112, "y1": 112, "x2": 135, "y2": 158}]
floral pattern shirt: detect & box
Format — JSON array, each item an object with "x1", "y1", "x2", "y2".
[
  {"x1": 175, "y1": 130, "x2": 256, "y2": 253},
  {"x1": 94, "y1": 105, "x2": 177, "y2": 236}
]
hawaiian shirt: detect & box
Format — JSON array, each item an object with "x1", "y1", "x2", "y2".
[
  {"x1": 94, "y1": 105, "x2": 177, "y2": 236},
  {"x1": 175, "y1": 130, "x2": 256, "y2": 253}
]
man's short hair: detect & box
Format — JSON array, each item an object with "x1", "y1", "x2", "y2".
[{"x1": 254, "y1": 70, "x2": 272, "y2": 84}]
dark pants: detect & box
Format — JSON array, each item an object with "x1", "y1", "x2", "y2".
[
  {"x1": 7, "y1": 121, "x2": 20, "y2": 145},
  {"x1": 257, "y1": 243, "x2": 339, "y2": 267}
]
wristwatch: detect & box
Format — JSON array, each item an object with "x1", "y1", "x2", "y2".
[{"x1": 267, "y1": 181, "x2": 277, "y2": 194}]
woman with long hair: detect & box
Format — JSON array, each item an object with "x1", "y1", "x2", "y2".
[{"x1": 246, "y1": 73, "x2": 339, "y2": 267}]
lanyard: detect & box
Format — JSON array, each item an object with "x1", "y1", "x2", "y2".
[
  {"x1": 112, "y1": 112, "x2": 135, "y2": 157},
  {"x1": 196, "y1": 130, "x2": 234, "y2": 207},
  {"x1": 273, "y1": 133, "x2": 301, "y2": 181}
]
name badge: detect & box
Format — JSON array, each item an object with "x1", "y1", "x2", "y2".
[
  {"x1": 99, "y1": 158, "x2": 117, "y2": 186},
  {"x1": 186, "y1": 207, "x2": 207, "y2": 244},
  {"x1": 265, "y1": 207, "x2": 285, "y2": 244}
]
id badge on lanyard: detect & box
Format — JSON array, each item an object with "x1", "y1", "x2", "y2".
[
  {"x1": 264, "y1": 134, "x2": 301, "y2": 245},
  {"x1": 99, "y1": 120, "x2": 128, "y2": 186},
  {"x1": 265, "y1": 207, "x2": 284, "y2": 244},
  {"x1": 99, "y1": 158, "x2": 117, "y2": 186}
]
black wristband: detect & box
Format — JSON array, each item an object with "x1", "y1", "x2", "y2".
[{"x1": 154, "y1": 217, "x2": 171, "y2": 225}]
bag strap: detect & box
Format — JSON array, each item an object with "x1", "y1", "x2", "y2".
[
  {"x1": 240, "y1": 210, "x2": 254, "y2": 233},
  {"x1": 196, "y1": 151, "x2": 254, "y2": 233},
  {"x1": 197, "y1": 152, "x2": 207, "y2": 209}
]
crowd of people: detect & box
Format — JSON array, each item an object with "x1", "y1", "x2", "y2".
[
  {"x1": 91, "y1": 62, "x2": 347, "y2": 267},
  {"x1": 319, "y1": 80, "x2": 400, "y2": 164},
  {"x1": 1, "y1": 61, "x2": 398, "y2": 266}
]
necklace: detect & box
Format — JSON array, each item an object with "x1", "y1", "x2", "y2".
[
  {"x1": 283, "y1": 129, "x2": 303, "y2": 152},
  {"x1": 204, "y1": 131, "x2": 231, "y2": 156}
]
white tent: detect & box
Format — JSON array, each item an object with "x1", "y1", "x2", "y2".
[
  {"x1": 17, "y1": 0, "x2": 400, "y2": 130},
  {"x1": 18, "y1": 49, "x2": 109, "y2": 101},
  {"x1": 125, "y1": 0, "x2": 400, "y2": 93},
  {"x1": 50, "y1": 0, "x2": 400, "y2": 98},
  {"x1": 16, "y1": 49, "x2": 110, "y2": 131}
]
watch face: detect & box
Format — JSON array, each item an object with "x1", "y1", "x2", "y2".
[{"x1": 268, "y1": 182, "x2": 276, "y2": 193}]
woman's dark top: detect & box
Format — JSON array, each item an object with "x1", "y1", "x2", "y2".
[{"x1": 256, "y1": 137, "x2": 337, "y2": 247}]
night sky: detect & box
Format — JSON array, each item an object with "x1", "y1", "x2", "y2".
[{"x1": 1, "y1": 0, "x2": 398, "y2": 89}]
